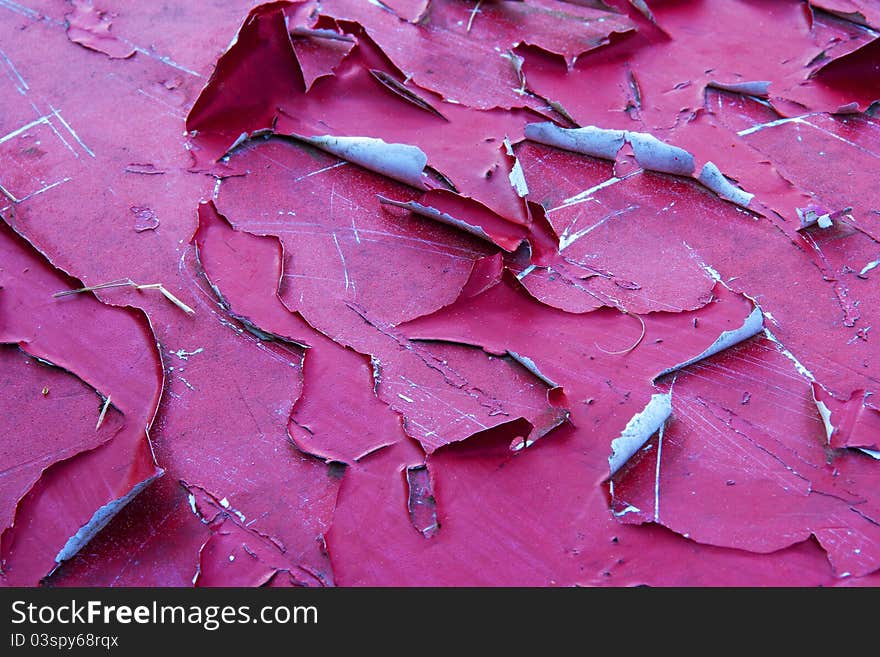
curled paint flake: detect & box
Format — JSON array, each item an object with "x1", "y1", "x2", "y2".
[
  {"x1": 698, "y1": 162, "x2": 754, "y2": 208},
  {"x1": 655, "y1": 306, "x2": 764, "y2": 379},
  {"x1": 296, "y1": 135, "x2": 429, "y2": 188},
  {"x1": 608, "y1": 394, "x2": 672, "y2": 477}
]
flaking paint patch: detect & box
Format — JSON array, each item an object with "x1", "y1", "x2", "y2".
[{"x1": 6, "y1": 0, "x2": 880, "y2": 587}]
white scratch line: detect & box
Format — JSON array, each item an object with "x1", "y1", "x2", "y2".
[
  {"x1": 49, "y1": 106, "x2": 95, "y2": 157},
  {"x1": 762, "y1": 328, "x2": 816, "y2": 382},
  {"x1": 293, "y1": 161, "x2": 347, "y2": 183},
  {"x1": 25, "y1": 102, "x2": 79, "y2": 158},
  {"x1": 654, "y1": 423, "x2": 663, "y2": 523},
  {"x1": 212, "y1": 177, "x2": 222, "y2": 199},
  {"x1": 1, "y1": 177, "x2": 72, "y2": 211},
  {"x1": 331, "y1": 233, "x2": 351, "y2": 291},
  {"x1": 0, "y1": 115, "x2": 50, "y2": 145},
  {"x1": 136, "y1": 88, "x2": 185, "y2": 118},
  {"x1": 0, "y1": 48, "x2": 28, "y2": 94},
  {"x1": 245, "y1": 222, "x2": 482, "y2": 259},
  {"x1": 559, "y1": 205, "x2": 636, "y2": 251},
  {"x1": 517, "y1": 264, "x2": 537, "y2": 280},
  {"x1": 22, "y1": 177, "x2": 72, "y2": 199},
  {"x1": 800, "y1": 120, "x2": 880, "y2": 158},
  {"x1": 737, "y1": 113, "x2": 817, "y2": 136},
  {"x1": 550, "y1": 174, "x2": 633, "y2": 213},
  {"x1": 350, "y1": 216, "x2": 361, "y2": 244},
  {"x1": 131, "y1": 46, "x2": 201, "y2": 77},
  {"x1": 45, "y1": 118, "x2": 79, "y2": 157},
  {"x1": 0, "y1": 0, "x2": 40, "y2": 20},
  {"x1": 613, "y1": 505, "x2": 641, "y2": 517}
]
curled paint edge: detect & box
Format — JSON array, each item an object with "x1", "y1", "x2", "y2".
[
  {"x1": 609, "y1": 393, "x2": 672, "y2": 476},
  {"x1": 377, "y1": 195, "x2": 520, "y2": 251},
  {"x1": 295, "y1": 135, "x2": 428, "y2": 188},
  {"x1": 525, "y1": 123, "x2": 763, "y2": 207},
  {"x1": 504, "y1": 137, "x2": 530, "y2": 198},
  {"x1": 654, "y1": 306, "x2": 764, "y2": 379},
  {"x1": 54, "y1": 469, "x2": 164, "y2": 564},
  {"x1": 511, "y1": 408, "x2": 570, "y2": 452},
  {"x1": 507, "y1": 350, "x2": 559, "y2": 388},
  {"x1": 524, "y1": 122, "x2": 625, "y2": 160},
  {"x1": 698, "y1": 161, "x2": 754, "y2": 208},
  {"x1": 811, "y1": 382, "x2": 836, "y2": 443},
  {"x1": 525, "y1": 123, "x2": 695, "y2": 175},
  {"x1": 811, "y1": 382, "x2": 880, "y2": 458},
  {"x1": 626, "y1": 131, "x2": 695, "y2": 176},
  {"x1": 708, "y1": 80, "x2": 771, "y2": 98}
]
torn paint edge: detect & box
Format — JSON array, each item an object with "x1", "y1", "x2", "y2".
[
  {"x1": 378, "y1": 195, "x2": 506, "y2": 248},
  {"x1": 655, "y1": 306, "x2": 764, "y2": 379},
  {"x1": 608, "y1": 393, "x2": 672, "y2": 476},
  {"x1": 506, "y1": 350, "x2": 559, "y2": 388},
  {"x1": 504, "y1": 137, "x2": 529, "y2": 198},
  {"x1": 54, "y1": 469, "x2": 164, "y2": 564},
  {"x1": 708, "y1": 80, "x2": 771, "y2": 98}
]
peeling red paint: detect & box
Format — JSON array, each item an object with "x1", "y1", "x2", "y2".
[
  {"x1": 2, "y1": 0, "x2": 879, "y2": 587},
  {"x1": 0, "y1": 222, "x2": 162, "y2": 585},
  {"x1": 65, "y1": 0, "x2": 135, "y2": 60}
]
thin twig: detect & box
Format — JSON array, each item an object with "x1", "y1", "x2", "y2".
[
  {"x1": 595, "y1": 311, "x2": 646, "y2": 355},
  {"x1": 54, "y1": 278, "x2": 195, "y2": 315},
  {"x1": 53, "y1": 278, "x2": 136, "y2": 297},
  {"x1": 0, "y1": 182, "x2": 19, "y2": 203},
  {"x1": 466, "y1": 0, "x2": 484, "y2": 33}
]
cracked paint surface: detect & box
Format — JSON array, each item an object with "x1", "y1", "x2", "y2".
[{"x1": 1, "y1": 0, "x2": 879, "y2": 587}]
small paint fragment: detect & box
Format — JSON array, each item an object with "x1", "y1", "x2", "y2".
[
  {"x1": 131, "y1": 206, "x2": 159, "y2": 232},
  {"x1": 65, "y1": 0, "x2": 135, "y2": 60}
]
